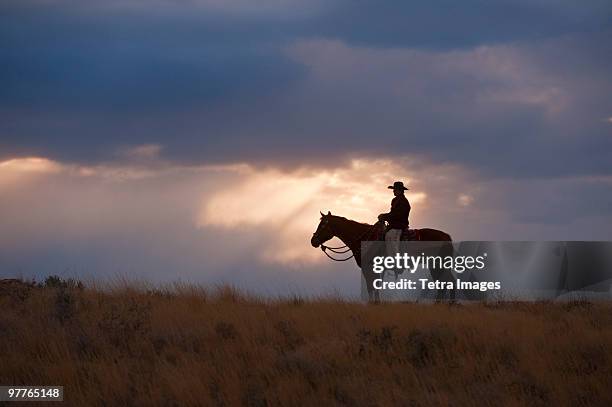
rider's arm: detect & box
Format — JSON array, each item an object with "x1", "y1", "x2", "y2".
[
  {"x1": 378, "y1": 212, "x2": 390, "y2": 221},
  {"x1": 378, "y1": 198, "x2": 396, "y2": 221}
]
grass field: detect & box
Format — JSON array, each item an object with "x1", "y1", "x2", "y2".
[{"x1": 1, "y1": 277, "x2": 611, "y2": 406}]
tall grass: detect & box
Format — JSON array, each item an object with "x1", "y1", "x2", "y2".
[{"x1": 1, "y1": 278, "x2": 611, "y2": 406}]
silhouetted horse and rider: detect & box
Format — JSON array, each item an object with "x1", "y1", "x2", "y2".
[{"x1": 311, "y1": 181, "x2": 455, "y2": 302}]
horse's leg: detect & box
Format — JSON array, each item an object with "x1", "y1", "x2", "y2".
[
  {"x1": 431, "y1": 242, "x2": 456, "y2": 301},
  {"x1": 363, "y1": 271, "x2": 380, "y2": 304},
  {"x1": 445, "y1": 242, "x2": 457, "y2": 301},
  {"x1": 362, "y1": 270, "x2": 374, "y2": 303},
  {"x1": 427, "y1": 254, "x2": 445, "y2": 301},
  {"x1": 434, "y1": 271, "x2": 445, "y2": 302}
]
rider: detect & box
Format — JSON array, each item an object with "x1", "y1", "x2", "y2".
[{"x1": 378, "y1": 181, "x2": 410, "y2": 257}]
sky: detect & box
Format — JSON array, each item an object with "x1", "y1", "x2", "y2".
[{"x1": 1, "y1": 0, "x2": 612, "y2": 295}]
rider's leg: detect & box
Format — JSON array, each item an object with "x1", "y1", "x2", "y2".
[
  {"x1": 385, "y1": 229, "x2": 402, "y2": 278},
  {"x1": 385, "y1": 228, "x2": 401, "y2": 254}
]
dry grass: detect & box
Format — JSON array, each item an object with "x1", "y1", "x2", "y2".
[{"x1": 1, "y1": 278, "x2": 611, "y2": 406}]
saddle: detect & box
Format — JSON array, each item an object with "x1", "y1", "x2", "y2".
[
  {"x1": 401, "y1": 228, "x2": 421, "y2": 241},
  {"x1": 372, "y1": 223, "x2": 421, "y2": 241}
]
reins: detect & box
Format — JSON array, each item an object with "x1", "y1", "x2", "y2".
[
  {"x1": 320, "y1": 221, "x2": 381, "y2": 262},
  {"x1": 320, "y1": 246, "x2": 355, "y2": 261}
]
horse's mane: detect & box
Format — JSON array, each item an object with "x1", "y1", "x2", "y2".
[{"x1": 329, "y1": 215, "x2": 373, "y2": 230}]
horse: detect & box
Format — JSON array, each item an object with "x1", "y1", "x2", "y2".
[{"x1": 311, "y1": 211, "x2": 456, "y2": 302}]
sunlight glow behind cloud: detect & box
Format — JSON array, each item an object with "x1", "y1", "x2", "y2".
[
  {"x1": 0, "y1": 157, "x2": 63, "y2": 188},
  {"x1": 0, "y1": 157, "x2": 61, "y2": 173},
  {"x1": 198, "y1": 159, "x2": 427, "y2": 263},
  {"x1": 2, "y1": 152, "x2": 609, "y2": 289}
]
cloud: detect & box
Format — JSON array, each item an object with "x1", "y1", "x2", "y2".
[
  {"x1": 273, "y1": 36, "x2": 612, "y2": 178},
  {"x1": 119, "y1": 144, "x2": 163, "y2": 160},
  {"x1": 458, "y1": 194, "x2": 473, "y2": 207},
  {"x1": 1, "y1": 1, "x2": 610, "y2": 180},
  {"x1": 2, "y1": 153, "x2": 610, "y2": 286},
  {"x1": 2, "y1": 14, "x2": 610, "y2": 178},
  {"x1": 1, "y1": 0, "x2": 331, "y2": 18},
  {"x1": 0, "y1": 157, "x2": 61, "y2": 174},
  {"x1": 1, "y1": 0, "x2": 611, "y2": 293},
  {"x1": 0, "y1": 155, "x2": 455, "y2": 272},
  {"x1": 198, "y1": 158, "x2": 430, "y2": 263},
  {"x1": 310, "y1": 0, "x2": 612, "y2": 49}
]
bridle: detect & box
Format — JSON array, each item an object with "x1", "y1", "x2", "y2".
[{"x1": 313, "y1": 219, "x2": 381, "y2": 262}]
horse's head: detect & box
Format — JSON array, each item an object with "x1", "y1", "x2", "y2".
[{"x1": 311, "y1": 211, "x2": 335, "y2": 248}]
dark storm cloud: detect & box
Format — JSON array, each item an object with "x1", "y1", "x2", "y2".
[
  {"x1": 0, "y1": 2, "x2": 306, "y2": 160},
  {"x1": 309, "y1": 0, "x2": 612, "y2": 49},
  {"x1": 0, "y1": 6, "x2": 303, "y2": 112},
  {"x1": 1, "y1": 0, "x2": 611, "y2": 178}
]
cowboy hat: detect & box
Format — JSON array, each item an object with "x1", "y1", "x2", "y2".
[{"x1": 388, "y1": 181, "x2": 409, "y2": 190}]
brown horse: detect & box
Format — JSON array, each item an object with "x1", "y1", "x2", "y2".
[{"x1": 311, "y1": 211, "x2": 456, "y2": 302}]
